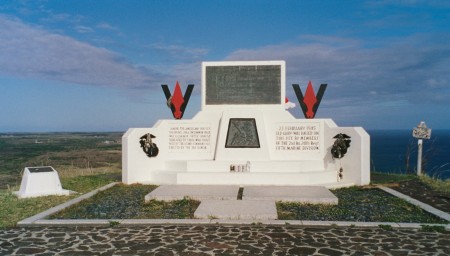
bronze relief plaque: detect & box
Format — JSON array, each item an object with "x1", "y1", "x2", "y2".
[{"x1": 225, "y1": 118, "x2": 260, "y2": 148}]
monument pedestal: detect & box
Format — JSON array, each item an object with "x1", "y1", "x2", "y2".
[
  {"x1": 122, "y1": 61, "x2": 370, "y2": 187},
  {"x1": 123, "y1": 109, "x2": 369, "y2": 187},
  {"x1": 14, "y1": 166, "x2": 71, "y2": 198}
]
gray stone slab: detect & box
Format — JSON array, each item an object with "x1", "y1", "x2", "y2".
[
  {"x1": 144, "y1": 185, "x2": 240, "y2": 202},
  {"x1": 300, "y1": 220, "x2": 401, "y2": 228},
  {"x1": 194, "y1": 200, "x2": 277, "y2": 220},
  {"x1": 243, "y1": 186, "x2": 338, "y2": 204}
]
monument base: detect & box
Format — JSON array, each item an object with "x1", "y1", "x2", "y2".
[
  {"x1": 122, "y1": 108, "x2": 370, "y2": 187},
  {"x1": 14, "y1": 166, "x2": 71, "y2": 199}
]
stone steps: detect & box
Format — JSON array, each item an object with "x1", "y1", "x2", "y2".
[
  {"x1": 184, "y1": 160, "x2": 327, "y2": 173},
  {"x1": 194, "y1": 200, "x2": 278, "y2": 220},
  {"x1": 145, "y1": 185, "x2": 338, "y2": 220},
  {"x1": 144, "y1": 185, "x2": 239, "y2": 201},
  {"x1": 176, "y1": 170, "x2": 338, "y2": 186}
]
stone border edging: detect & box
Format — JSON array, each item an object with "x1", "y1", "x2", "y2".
[
  {"x1": 16, "y1": 183, "x2": 450, "y2": 230},
  {"x1": 17, "y1": 182, "x2": 119, "y2": 226},
  {"x1": 26, "y1": 219, "x2": 450, "y2": 230},
  {"x1": 379, "y1": 186, "x2": 450, "y2": 222}
]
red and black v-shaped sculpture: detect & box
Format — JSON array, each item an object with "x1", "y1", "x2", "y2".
[
  {"x1": 161, "y1": 81, "x2": 194, "y2": 119},
  {"x1": 292, "y1": 81, "x2": 327, "y2": 119}
]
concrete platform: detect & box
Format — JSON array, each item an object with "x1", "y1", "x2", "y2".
[
  {"x1": 144, "y1": 185, "x2": 239, "y2": 202},
  {"x1": 243, "y1": 186, "x2": 338, "y2": 204},
  {"x1": 176, "y1": 171, "x2": 338, "y2": 186},
  {"x1": 194, "y1": 200, "x2": 277, "y2": 220}
]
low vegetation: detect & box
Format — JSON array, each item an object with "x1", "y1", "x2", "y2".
[
  {"x1": 277, "y1": 186, "x2": 447, "y2": 223},
  {"x1": 0, "y1": 173, "x2": 119, "y2": 228},
  {"x1": 46, "y1": 182, "x2": 447, "y2": 224},
  {"x1": 50, "y1": 184, "x2": 200, "y2": 220},
  {"x1": 0, "y1": 132, "x2": 122, "y2": 190},
  {"x1": 419, "y1": 175, "x2": 450, "y2": 194},
  {"x1": 0, "y1": 133, "x2": 123, "y2": 228},
  {"x1": 1, "y1": 133, "x2": 448, "y2": 228},
  {"x1": 2, "y1": 173, "x2": 449, "y2": 228},
  {"x1": 370, "y1": 172, "x2": 417, "y2": 184},
  {"x1": 371, "y1": 171, "x2": 450, "y2": 193}
]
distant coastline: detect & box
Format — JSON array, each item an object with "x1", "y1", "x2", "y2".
[
  {"x1": 1, "y1": 130, "x2": 449, "y2": 180},
  {"x1": 369, "y1": 129, "x2": 450, "y2": 180}
]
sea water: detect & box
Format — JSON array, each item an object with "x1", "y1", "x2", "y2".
[{"x1": 369, "y1": 129, "x2": 450, "y2": 180}]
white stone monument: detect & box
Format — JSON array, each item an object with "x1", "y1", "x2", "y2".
[
  {"x1": 14, "y1": 166, "x2": 71, "y2": 198},
  {"x1": 122, "y1": 61, "x2": 370, "y2": 187}
]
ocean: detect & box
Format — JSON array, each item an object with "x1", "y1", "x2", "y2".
[{"x1": 369, "y1": 129, "x2": 450, "y2": 180}]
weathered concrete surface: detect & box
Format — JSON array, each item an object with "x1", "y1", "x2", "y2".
[
  {"x1": 194, "y1": 200, "x2": 278, "y2": 220},
  {"x1": 145, "y1": 185, "x2": 240, "y2": 201},
  {"x1": 243, "y1": 185, "x2": 338, "y2": 204}
]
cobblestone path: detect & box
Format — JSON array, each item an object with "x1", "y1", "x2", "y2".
[{"x1": 1, "y1": 225, "x2": 449, "y2": 255}]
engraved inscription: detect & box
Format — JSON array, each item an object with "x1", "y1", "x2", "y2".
[
  {"x1": 275, "y1": 123, "x2": 320, "y2": 152},
  {"x1": 205, "y1": 65, "x2": 281, "y2": 105},
  {"x1": 168, "y1": 124, "x2": 211, "y2": 152},
  {"x1": 226, "y1": 118, "x2": 260, "y2": 148}
]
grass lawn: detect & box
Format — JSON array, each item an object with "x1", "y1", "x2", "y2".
[
  {"x1": 2, "y1": 172, "x2": 448, "y2": 228},
  {"x1": 50, "y1": 184, "x2": 200, "y2": 220},
  {"x1": 0, "y1": 132, "x2": 122, "y2": 228},
  {"x1": 277, "y1": 186, "x2": 446, "y2": 223},
  {"x1": 2, "y1": 132, "x2": 448, "y2": 228},
  {"x1": 0, "y1": 173, "x2": 120, "y2": 228}
]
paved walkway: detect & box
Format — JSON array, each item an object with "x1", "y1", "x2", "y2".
[{"x1": 1, "y1": 225, "x2": 449, "y2": 255}]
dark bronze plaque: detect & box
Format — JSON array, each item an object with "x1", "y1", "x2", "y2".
[
  {"x1": 225, "y1": 118, "x2": 260, "y2": 148},
  {"x1": 205, "y1": 65, "x2": 281, "y2": 105},
  {"x1": 29, "y1": 167, "x2": 54, "y2": 173}
]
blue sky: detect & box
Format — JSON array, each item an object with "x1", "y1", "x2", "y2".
[{"x1": 0, "y1": 0, "x2": 449, "y2": 132}]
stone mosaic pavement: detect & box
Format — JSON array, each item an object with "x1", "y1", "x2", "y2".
[{"x1": 1, "y1": 225, "x2": 449, "y2": 255}]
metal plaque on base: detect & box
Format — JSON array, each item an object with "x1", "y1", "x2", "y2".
[
  {"x1": 205, "y1": 65, "x2": 281, "y2": 105},
  {"x1": 225, "y1": 118, "x2": 260, "y2": 148}
]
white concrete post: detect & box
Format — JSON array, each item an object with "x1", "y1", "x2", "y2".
[
  {"x1": 417, "y1": 139, "x2": 423, "y2": 176},
  {"x1": 412, "y1": 121, "x2": 431, "y2": 176}
]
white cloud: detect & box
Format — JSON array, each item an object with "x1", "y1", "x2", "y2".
[
  {"x1": 96, "y1": 22, "x2": 117, "y2": 30},
  {"x1": 150, "y1": 43, "x2": 209, "y2": 61},
  {"x1": 224, "y1": 34, "x2": 450, "y2": 107},
  {"x1": 0, "y1": 15, "x2": 162, "y2": 89},
  {"x1": 222, "y1": 34, "x2": 450, "y2": 128},
  {"x1": 74, "y1": 25, "x2": 93, "y2": 33}
]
